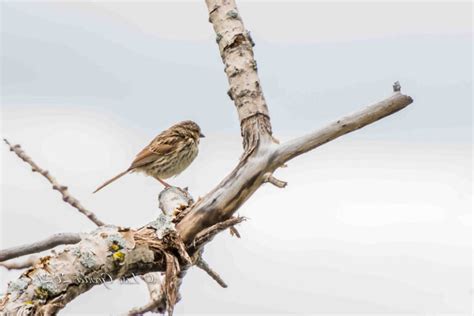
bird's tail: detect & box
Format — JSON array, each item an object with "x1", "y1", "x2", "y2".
[{"x1": 93, "y1": 169, "x2": 129, "y2": 193}]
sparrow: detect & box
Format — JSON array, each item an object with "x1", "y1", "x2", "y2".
[{"x1": 94, "y1": 120, "x2": 204, "y2": 193}]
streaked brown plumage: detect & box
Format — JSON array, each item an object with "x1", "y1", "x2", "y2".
[{"x1": 93, "y1": 120, "x2": 204, "y2": 193}]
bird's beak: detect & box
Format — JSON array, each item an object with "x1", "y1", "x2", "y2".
[{"x1": 199, "y1": 132, "x2": 205, "y2": 138}]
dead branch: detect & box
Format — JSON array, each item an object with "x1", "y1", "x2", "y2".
[
  {"x1": 0, "y1": 233, "x2": 81, "y2": 262},
  {"x1": 176, "y1": 0, "x2": 413, "y2": 245},
  {"x1": 3, "y1": 139, "x2": 105, "y2": 227},
  {"x1": 192, "y1": 217, "x2": 246, "y2": 250},
  {"x1": 274, "y1": 91, "x2": 413, "y2": 165}
]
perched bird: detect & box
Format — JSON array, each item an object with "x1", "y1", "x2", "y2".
[{"x1": 93, "y1": 120, "x2": 204, "y2": 193}]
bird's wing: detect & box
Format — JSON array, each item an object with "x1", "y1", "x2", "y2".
[{"x1": 129, "y1": 137, "x2": 175, "y2": 170}]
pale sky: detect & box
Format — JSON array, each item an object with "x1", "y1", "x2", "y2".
[{"x1": 0, "y1": 1, "x2": 472, "y2": 314}]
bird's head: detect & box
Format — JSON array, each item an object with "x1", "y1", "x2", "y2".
[{"x1": 176, "y1": 120, "x2": 205, "y2": 142}]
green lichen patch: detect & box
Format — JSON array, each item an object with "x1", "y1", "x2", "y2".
[
  {"x1": 32, "y1": 271, "x2": 61, "y2": 299},
  {"x1": 148, "y1": 213, "x2": 175, "y2": 239},
  {"x1": 72, "y1": 247, "x2": 97, "y2": 269},
  {"x1": 7, "y1": 278, "x2": 29, "y2": 294}
]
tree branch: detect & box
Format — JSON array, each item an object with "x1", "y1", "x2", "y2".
[
  {"x1": 195, "y1": 255, "x2": 227, "y2": 288},
  {"x1": 0, "y1": 226, "x2": 169, "y2": 314},
  {"x1": 176, "y1": 1, "x2": 414, "y2": 246},
  {"x1": 3, "y1": 139, "x2": 105, "y2": 227},
  {"x1": 205, "y1": 0, "x2": 274, "y2": 154},
  {"x1": 274, "y1": 92, "x2": 413, "y2": 165},
  {"x1": 0, "y1": 233, "x2": 81, "y2": 262}
]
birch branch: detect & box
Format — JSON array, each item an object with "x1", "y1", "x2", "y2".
[
  {"x1": 0, "y1": 233, "x2": 81, "y2": 262},
  {"x1": 205, "y1": 0, "x2": 273, "y2": 153},
  {"x1": 3, "y1": 139, "x2": 105, "y2": 227}
]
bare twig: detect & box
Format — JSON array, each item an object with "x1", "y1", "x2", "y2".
[
  {"x1": 0, "y1": 233, "x2": 81, "y2": 262},
  {"x1": 263, "y1": 172, "x2": 287, "y2": 188},
  {"x1": 195, "y1": 256, "x2": 227, "y2": 288},
  {"x1": 229, "y1": 226, "x2": 241, "y2": 238},
  {"x1": 0, "y1": 256, "x2": 38, "y2": 270},
  {"x1": 3, "y1": 139, "x2": 105, "y2": 226},
  {"x1": 193, "y1": 217, "x2": 246, "y2": 249}
]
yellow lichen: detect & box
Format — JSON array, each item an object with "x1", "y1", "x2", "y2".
[
  {"x1": 109, "y1": 243, "x2": 121, "y2": 252},
  {"x1": 112, "y1": 251, "x2": 125, "y2": 262}
]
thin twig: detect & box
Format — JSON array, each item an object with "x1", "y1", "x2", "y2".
[
  {"x1": 195, "y1": 256, "x2": 227, "y2": 288},
  {"x1": 3, "y1": 138, "x2": 105, "y2": 226},
  {"x1": 0, "y1": 233, "x2": 81, "y2": 262},
  {"x1": 193, "y1": 217, "x2": 246, "y2": 249},
  {"x1": 229, "y1": 226, "x2": 241, "y2": 238}
]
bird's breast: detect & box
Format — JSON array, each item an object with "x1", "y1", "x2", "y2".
[{"x1": 145, "y1": 142, "x2": 199, "y2": 179}]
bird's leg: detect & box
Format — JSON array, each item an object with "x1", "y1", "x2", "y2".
[{"x1": 153, "y1": 176, "x2": 171, "y2": 188}]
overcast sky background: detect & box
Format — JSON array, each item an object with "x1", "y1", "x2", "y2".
[{"x1": 0, "y1": 1, "x2": 472, "y2": 315}]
